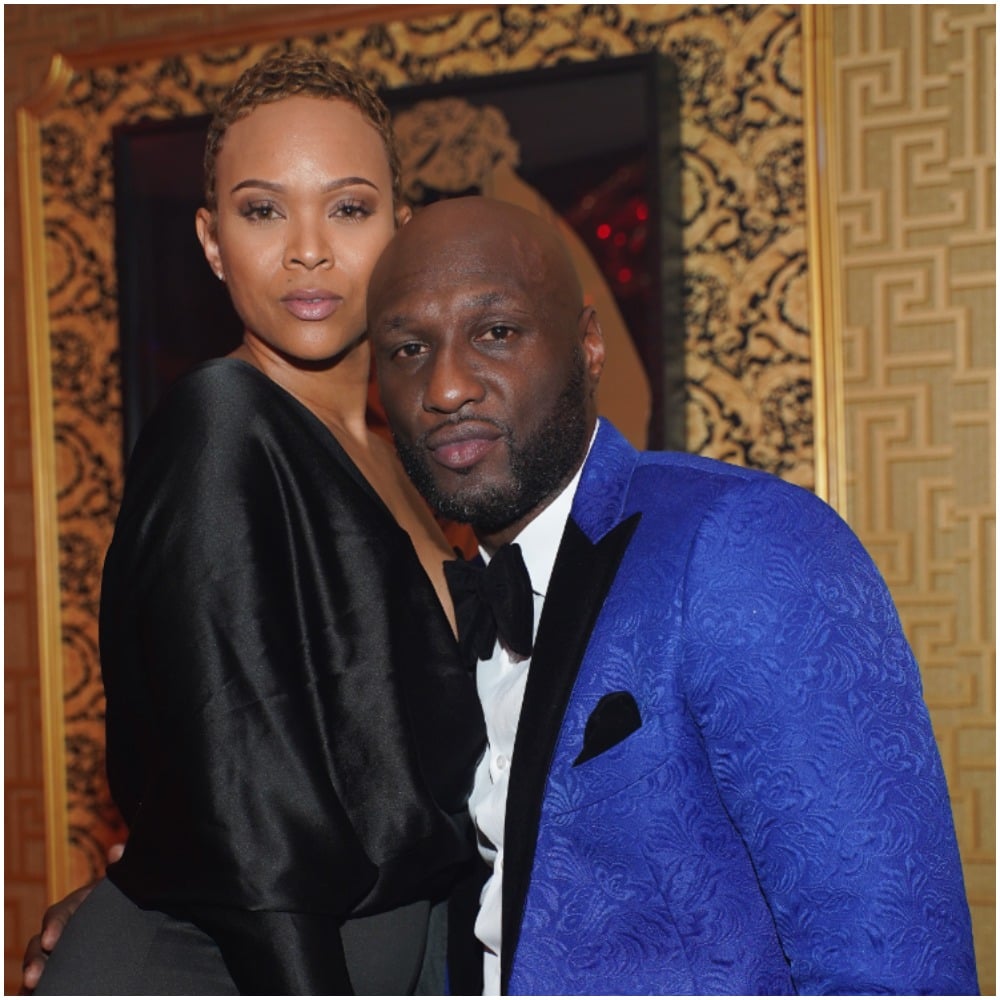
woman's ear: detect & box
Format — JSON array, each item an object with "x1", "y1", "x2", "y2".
[
  {"x1": 195, "y1": 208, "x2": 225, "y2": 281},
  {"x1": 395, "y1": 203, "x2": 413, "y2": 229}
]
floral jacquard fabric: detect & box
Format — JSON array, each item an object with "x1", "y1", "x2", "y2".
[{"x1": 505, "y1": 420, "x2": 978, "y2": 995}]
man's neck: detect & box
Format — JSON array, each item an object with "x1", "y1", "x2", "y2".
[{"x1": 477, "y1": 488, "x2": 566, "y2": 555}]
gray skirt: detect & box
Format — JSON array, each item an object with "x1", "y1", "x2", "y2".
[{"x1": 34, "y1": 878, "x2": 445, "y2": 995}]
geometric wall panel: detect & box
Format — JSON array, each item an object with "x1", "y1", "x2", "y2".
[{"x1": 832, "y1": 5, "x2": 995, "y2": 991}]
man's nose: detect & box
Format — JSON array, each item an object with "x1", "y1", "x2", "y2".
[{"x1": 423, "y1": 343, "x2": 486, "y2": 414}]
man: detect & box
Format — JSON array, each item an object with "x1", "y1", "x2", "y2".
[
  {"x1": 365, "y1": 196, "x2": 979, "y2": 994},
  {"x1": 24, "y1": 197, "x2": 979, "y2": 995}
]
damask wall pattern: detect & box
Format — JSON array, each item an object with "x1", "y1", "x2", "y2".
[
  {"x1": 28, "y1": 2, "x2": 811, "y2": 893},
  {"x1": 832, "y1": 5, "x2": 995, "y2": 990}
]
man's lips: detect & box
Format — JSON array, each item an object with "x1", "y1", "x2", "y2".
[
  {"x1": 281, "y1": 290, "x2": 342, "y2": 321},
  {"x1": 425, "y1": 423, "x2": 503, "y2": 471}
]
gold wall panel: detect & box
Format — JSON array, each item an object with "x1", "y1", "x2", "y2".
[{"x1": 832, "y1": 5, "x2": 995, "y2": 991}]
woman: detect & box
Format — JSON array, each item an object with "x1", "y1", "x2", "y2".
[{"x1": 33, "y1": 51, "x2": 484, "y2": 995}]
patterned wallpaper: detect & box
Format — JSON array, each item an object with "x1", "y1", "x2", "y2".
[
  {"x1": 5, "y1": 3, "x2": 993, "y2": 993},
  {"x1": 831, "y1": 6, "x2": 995, "y2": 987},
  {"x1": 26, "y1": 0, "x2": 811, "y2": 884}
]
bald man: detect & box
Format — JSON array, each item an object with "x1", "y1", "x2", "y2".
[{"x1": 366, "y1": 196, "x2": 978, "y2": 995}]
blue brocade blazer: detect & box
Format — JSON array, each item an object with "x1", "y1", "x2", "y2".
[{"x1": 500, "y1": 420, "x2": 978, "y2": 995}]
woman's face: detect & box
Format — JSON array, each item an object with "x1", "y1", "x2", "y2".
[{"x1": 196, "y1": 95, "x2": 404, "y2": 365}]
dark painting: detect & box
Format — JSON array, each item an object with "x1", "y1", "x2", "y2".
[{"x1": 112, "y1": 53, "x2": 681, "y2": 456}]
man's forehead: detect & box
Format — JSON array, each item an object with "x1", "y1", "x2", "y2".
[
  {"x1": 369, "y1": 206, "x2": 555, "y2": 320},
  {"x1": 373, "y1": 285, "x2": 525, "y2": 328},
  {"x1": 390, "y1": 220, "x2": 545, "y2": 274}
]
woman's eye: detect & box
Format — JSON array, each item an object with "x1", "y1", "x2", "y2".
[
  {"x1": 334, "y1": 199, "x2": 372, "y2": 220},
  {"x1": 241, "y1": 201, "x2": 278, "y2": 222}
]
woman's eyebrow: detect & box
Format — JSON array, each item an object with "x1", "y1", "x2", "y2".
[{"x1": 228, "y1": 176, "x2": 381, "y2": 195}]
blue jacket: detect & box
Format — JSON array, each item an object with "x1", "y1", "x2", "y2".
[{"x1": 502, "y1": 420, "x2": 978, "y2": 994}]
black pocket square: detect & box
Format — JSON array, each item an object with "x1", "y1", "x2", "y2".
[{"x1": 573, "y1": 690, "x2": 642, "y2": 766}]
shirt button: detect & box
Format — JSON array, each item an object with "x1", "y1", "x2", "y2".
[{"x1": 496, "y1": 754, "x2": 508, "y2": 771}]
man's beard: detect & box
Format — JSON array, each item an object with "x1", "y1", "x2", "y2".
[{"x1": 395, "y1": 351, "x2": 590, "y2": 536}]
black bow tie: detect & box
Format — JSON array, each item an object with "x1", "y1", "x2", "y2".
[{"x1": 444, "y1": 543, "x2": 535, "y2": 667}]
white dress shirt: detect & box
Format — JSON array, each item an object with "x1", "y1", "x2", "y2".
[{"x1": 467, "y1": 449, "x2": 589, "y2": 996}]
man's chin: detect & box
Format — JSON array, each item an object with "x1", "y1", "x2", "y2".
[
  {"x1": 417, "y1": 476, "x2": 521, "y2": 534},
  {"x1": 398, "y1": 441, "x2": 526, "y2": 531},
  {"x1": 427, "y1": 483, "x2": 499, "y2": 525}
]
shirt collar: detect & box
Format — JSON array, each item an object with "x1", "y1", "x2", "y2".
[{"x1": 479, "y1": 424, "x2": 598, "y2": 599}]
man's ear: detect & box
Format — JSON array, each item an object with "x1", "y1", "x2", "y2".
[
  {"x1": 579, "y1": 306, "x2": 606, "y2": 383},
  {"x1": 195, "y1": 208, "x2": 225, "y2": 281}
]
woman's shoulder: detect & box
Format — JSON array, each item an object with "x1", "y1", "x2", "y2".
[
  {"x1": 161, "y1": 358, "x2": 275, "y2": 415},
  {"x1": 141, "y1": 359, "x2": 298, "y2": 440},
  {"x1": 125, "y1": 359, "x2": 296, "y2": 481}
]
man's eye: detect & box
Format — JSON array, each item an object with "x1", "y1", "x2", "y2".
[
  {"x1": 392, "y1": 342, "x2": 426, "y2": 360},
  {"x1": 483, "y1": 325, "x2": 513, "y2": 341}
]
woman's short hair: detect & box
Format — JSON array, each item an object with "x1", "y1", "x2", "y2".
[{"x1": 203, "y1": 50, "x2": 403, "y2": 215}]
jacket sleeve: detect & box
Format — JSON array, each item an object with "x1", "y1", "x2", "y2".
[{"x1": 683, "y1": 478, "x2": 979, "y2": 994}]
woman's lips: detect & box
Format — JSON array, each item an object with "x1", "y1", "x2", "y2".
[{"x1": 281, "y1": 292, "x2": 342, "y2": 321}]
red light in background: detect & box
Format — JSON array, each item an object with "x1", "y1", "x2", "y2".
[
  {"x1": 635, "y1": 202, "x2": 649, "y2": 221},
  {"x1": 596, "y1": 223, "x2": 612, "y2": 240},
  {"x1": 617, "y1": 267, "x2": 633, "y2": 284}
]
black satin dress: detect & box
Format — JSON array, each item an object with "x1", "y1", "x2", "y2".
[{"x1": 36, "y1": 359, "x2": 485, "y2": 995}]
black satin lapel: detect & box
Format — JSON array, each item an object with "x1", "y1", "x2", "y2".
[{"x1": 500, "y1": 512, "x2": 640, "y2": 992}]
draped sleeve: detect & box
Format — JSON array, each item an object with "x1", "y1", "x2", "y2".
[{"x1": 102, "y1": 360, "x2": 484, "y2": 993}]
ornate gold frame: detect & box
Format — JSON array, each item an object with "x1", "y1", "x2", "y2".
[
  {"x1": 18, "y1": 52, "x2": 78, "y2": 899},
  {"x1": 802, "y1": 5, "x2": 847, "y2": 515},
  {"x1": 18, "y1": 4, "x2": 844, "y2": 902}
]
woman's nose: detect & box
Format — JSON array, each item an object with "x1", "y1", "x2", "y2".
[{"x1": 285, "y1": 217, "x2": 333, "y2": 270}]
